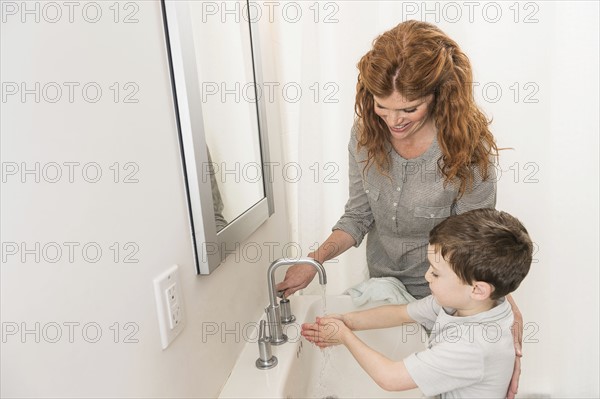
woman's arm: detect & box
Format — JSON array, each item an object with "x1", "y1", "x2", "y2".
[
  {"x1": 454, "y1": 162, "x2": 497, "y2": 215},
  {"x1": 506, "y1": 294, "x2": 523, "y2": 399},
  {"x1": 276, "y1": 230, "x2": 356, "y2": 297}
]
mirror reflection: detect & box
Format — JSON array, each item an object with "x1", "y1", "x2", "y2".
[{"x1": 190, "y1": 1, "x2": 265, "y2": 231}]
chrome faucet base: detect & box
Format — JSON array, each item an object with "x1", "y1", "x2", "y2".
[
  {"x1": 256, "y1": 319, "x2": 279, "y2": 370},
  {"x1": 269, "y1": 333, "x2": 288, "y2": 345},
  {"x1": 255, "y1": 356, "x2": 278, "y2": 370},
  {"x1": 266, "y1": 305, "x2": 288, "y2": 345}
]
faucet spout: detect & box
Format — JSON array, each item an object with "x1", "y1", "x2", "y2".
[
  {"x1": 265, "y1": 257, "x2": 327, "y2": 346},
  {"x1": 267, "y1": 257, "x2": 327, "y2": 306}
]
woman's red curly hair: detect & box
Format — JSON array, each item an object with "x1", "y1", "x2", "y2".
[{"x1": 355, "y1": 20, "x2": 498, "y2": 197}]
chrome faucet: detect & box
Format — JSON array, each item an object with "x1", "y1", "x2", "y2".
[{"x1": 265, "y1": 257, "x2": 327, "y2": 345}]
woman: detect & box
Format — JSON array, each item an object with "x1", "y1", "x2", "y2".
[{"x1": 277, "y1": 20, "x2": 522, "y2": 397}]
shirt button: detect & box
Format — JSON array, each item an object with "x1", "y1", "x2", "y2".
[
  {"x1": 365, "y1": 189, "x2": 369, "y2": 193},
  {"x1": 396, "y1": 187, "x2": 401, "y2": 191},
  {"x1": 392, "y1": 216, "x2": 396, "y2": 220},
  {"x1": 430, "y1": 213, "x2": 435, "y2": 217},
  {"x1": 393, "y1": 203, "x2": 397, "y2": 207}
]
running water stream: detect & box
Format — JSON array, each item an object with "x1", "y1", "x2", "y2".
[
  {"x1": 320, "y1": 284, "x2": 327, "y2": 315},
  {"x1": 315, "y1": 284, "x2": 336, "y2": 398}
]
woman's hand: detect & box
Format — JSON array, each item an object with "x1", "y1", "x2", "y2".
[
  {"x1": 275, "y1": 263, "x2": 318, "y2": 298},
  {"x1": 301, "y1": 315, "x2": 350, "y2": 348},
  {"x1": 275, "y1": 230, "x2": 356, "y2": 297},
  {"x1": 506, "y1": 296, "x2": 523, "y2": 399}
]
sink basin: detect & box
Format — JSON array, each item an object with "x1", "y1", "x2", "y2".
[{"x1": 219, "y1": 295, "x2": 429, "y2": 398}]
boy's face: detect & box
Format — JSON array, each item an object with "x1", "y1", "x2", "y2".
[{"x1": 425, "y1": 244, "x2": 473, "y2": 309}]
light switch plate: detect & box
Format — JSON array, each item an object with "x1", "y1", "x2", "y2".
[{"x1": 154, "y1": 264, "x2": 185, "y2": 349}]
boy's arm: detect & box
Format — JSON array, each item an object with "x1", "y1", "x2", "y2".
[
  {"x1": 343, "y1": 304, "x2": 416, "y2": 331},
  {"x1": 339, "y1": 321, "x2": 418, "y2": 391},
  {"x1": 301, "y1": 305, "x2": 416, "y2": 347}
]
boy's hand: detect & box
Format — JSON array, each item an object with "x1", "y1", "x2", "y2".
[{"x1": 301, "y1": 315, "x2": 350, "y2": 348}]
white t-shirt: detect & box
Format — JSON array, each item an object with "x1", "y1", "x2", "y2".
[{"x1": 404, "y1": 295, "x2": 515, "y2": 398}]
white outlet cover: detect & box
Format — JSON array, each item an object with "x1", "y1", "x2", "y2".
[{"x1": 153, "y1": 264, "x2": 185, "y2": 349}]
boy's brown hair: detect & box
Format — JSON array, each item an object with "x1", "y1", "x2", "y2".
[{"x1": 429, "y1": 208, "x2": 533, "y2": 300}]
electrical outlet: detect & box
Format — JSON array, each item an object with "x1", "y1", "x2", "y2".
[
  {"x1": 154, "y1": 265, "x2": 185, "y2": 349},
  {"x1": 165, "y1": 283, "x2": 182, "y2": 329}
]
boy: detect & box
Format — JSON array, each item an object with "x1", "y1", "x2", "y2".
[{"x1": 302, "y1": 208, "x2": 533, "y2": 397}]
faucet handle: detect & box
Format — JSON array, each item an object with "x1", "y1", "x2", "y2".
[
  {"x1": 256, "y1": 320, "x2": 277, "y2": 370},
  {"x1": 258, "y1": 318, "x2": 268, "y2": 341},
  {"x1": 279, "y1": 296, "x2": 296, "y2": 324},
  {"x1": 277, "y1": 290, "x2": 286, "y2": 299}
]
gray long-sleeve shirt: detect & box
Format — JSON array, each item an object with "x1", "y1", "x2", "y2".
[{"x1": 333, "y1": 127, "x2": 497, "y2": 299}]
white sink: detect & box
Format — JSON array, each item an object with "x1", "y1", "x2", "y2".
[{"x1": 219, "y1": 295, "x2": 430, "y2": 398}]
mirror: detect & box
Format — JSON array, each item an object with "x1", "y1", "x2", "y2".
[{"x1": 162, "y1": 0, "x2": 274, "y2": 274}]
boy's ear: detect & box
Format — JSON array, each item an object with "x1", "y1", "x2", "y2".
[{"x1": 471, "y1": 281, "x2": 494, "y2": 300}]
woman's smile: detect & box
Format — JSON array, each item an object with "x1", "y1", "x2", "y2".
[
  {"x1": 373, "y1": 92, "x2": 434, "y2": 142},
  {"x1": 389, "y1": 121, "x2": 412, "y2": 133}
]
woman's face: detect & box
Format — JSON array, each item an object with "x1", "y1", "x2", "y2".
[{"x1": 373, "y1": 92, "x2": 434, "y2": 143}]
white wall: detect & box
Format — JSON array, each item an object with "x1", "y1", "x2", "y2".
[
  {"x1": 466, "y1": 4, "x2": 599, "y2": 396},
  {"x1": 0, "y1": 1, "x2": 289, "y2": 397}
]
